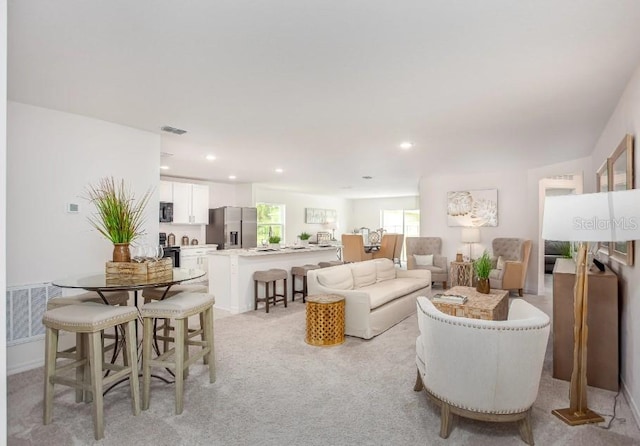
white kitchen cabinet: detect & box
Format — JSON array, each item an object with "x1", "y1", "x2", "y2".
[
  {"x1": 159, "y1": 181, "x2": 173, "y2": 202},
  {"x1": 169, "y1": 182, "x2": 209, "y2": 224},
  {"x1": 181, "y1": 247, "x2": 210, "y2": 283}
]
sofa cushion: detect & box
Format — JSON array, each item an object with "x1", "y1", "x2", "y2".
[
  {"x1": 316, "y1": 266, "x2": 354, "y2": 290},
  {"x1": 414, "y1": 254, "x2": 434, "y2": 266},
  {"x1": 374, "y1": 258, "x2": 397, "y2": 282},
  {"x1": 351, "y1": 261, "x2": 377, "y2": 288},
  {"x1": 360, "y1": 277, "x2": 430, "y2": 309}
]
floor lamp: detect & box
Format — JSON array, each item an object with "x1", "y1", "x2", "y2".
[
  {"x1": 542, "y1": 189, "x2": 640, "y2": 425},
  {"x1": 461, "y1": 227, "x2": 480, "y2": 261}
]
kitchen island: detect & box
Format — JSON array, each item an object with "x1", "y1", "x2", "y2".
[{"x1": 207, "y1": 246, "x2": 340, "y2": 313}]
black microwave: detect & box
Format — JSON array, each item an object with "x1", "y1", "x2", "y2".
[{"x1": 159, "y1": 202, "x2": 173, "y2": 223}]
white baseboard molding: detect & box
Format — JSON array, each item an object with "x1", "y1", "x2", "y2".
[
  {"x1": 621, "y1": 377, "x2": 640, "y2": 429},
  {"x1": 8, "y1": 357, "x2": 43, "y2": 376}
]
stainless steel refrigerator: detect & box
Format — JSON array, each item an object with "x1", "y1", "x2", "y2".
[{"x1": 206, "y1": 206, "x2": 257, "y2": 249}]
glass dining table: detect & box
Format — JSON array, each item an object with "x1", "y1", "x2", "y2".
[{"x1": 52, "y1": 267, "x2": 206, "y2": 387}]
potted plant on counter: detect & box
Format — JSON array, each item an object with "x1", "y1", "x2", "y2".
[
  {"x1": 474, "y1": 250, "x2": 492, "y2": 294},
  {"x1": 298, "y1": 232, "x2": 312, "y2": 246},
  {"x1": 268, "y1": 235, "x2": 282, "y2": 249},
  {"x1": 86, "y1": 177, "x2": 152, "y2": 262}
]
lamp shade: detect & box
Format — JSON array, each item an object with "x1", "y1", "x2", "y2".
[
  {"x1": 461, "y1": 227, "x2": 480, "y2": 243},
  {"x1": 542, "y1": 189, "x2": 640, "y2": 242}
]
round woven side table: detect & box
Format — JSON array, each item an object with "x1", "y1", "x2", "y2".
[{"x1": 305, "y1": 294, "x2": 345, "y2": 347}]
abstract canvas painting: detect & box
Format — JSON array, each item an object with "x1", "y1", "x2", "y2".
[{"x1": 447, "y1": 189, "x2": 498, "y2": 227}]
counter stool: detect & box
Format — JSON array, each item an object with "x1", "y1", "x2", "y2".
[
  {"x1": 142, "y1": 284, "x2": 208, "y2": 356},
  {"x1": 141, "y1": 292, "x2": 216, "y2": 415},
  {"x1": 46, "y1": 291, "x2": 130, "y2": 365},
  {"x1": 318, "y1": 260, "x2": 344, "y2": 268},
  {"x1": 253, "y1": 269, "x2": 288, "y2": 313},
  {"x1": 42, "y1": 303, "x2": 140, "y2": 441},
  {"x1": 291, "y1": 264, "x2": 320, "y2": 303}
]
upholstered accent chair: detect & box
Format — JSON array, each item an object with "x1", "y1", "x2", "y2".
[
  {"x1": 405, "y1": 237, "x2": 448, "y2": 288},
  {"x1": 489, "y1": 238, "x2": 532, "y2": 296},
  {"x1": 414, "y1": 296, "x2": 550, "y2": 445},
  {"x1": 341, "y1": 234, "x2": 373, "y2": 263},
  {"x1": 393, "y1": 234, "x2": 404, "y2": 266},
  {"x1": 372, "y1": 233, "x2": 396, "y2": 260}
]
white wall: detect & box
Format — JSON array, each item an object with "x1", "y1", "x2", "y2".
[
  {"x1": 588, "y1": 63, "x2": 640, "y2": 425},
  {"x1": 6, "y1": 101, "x2": 160, "y2": 372},
  {"x1": 349, "y1": 196, "x2": 419, "y2": 233},
  {"x1": 1, "y1": 0, "x2": 8, "y2": 435},
  {"x1": 253, "y1": 187, "x2": 350, "y2": 244}
]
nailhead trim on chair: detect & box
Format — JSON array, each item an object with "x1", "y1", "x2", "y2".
[
  {"x1": 42, "y1": 304, "x2": 138, "y2": 332},
  {"x1": 418, "y1": 301, "x2": 550, "y2": 331}
]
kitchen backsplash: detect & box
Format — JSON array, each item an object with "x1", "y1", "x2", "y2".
[{"x1": 159, "y1": 223, "x2": 206, "y2": 246}]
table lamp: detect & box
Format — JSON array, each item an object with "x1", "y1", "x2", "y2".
[
  {"x1": 542, "y1": 189, "x2": 640, "y2": 425},
  {"x1": 461, "y1": 227, "x2": 480, "y2": 261}
]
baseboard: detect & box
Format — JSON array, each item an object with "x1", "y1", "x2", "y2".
[
  {"x1": 7, "y1": 357, "x2": 43, "y2": 376},
  {"x1": 621, "y1": 377, "x2": 640, "y2": 429}
]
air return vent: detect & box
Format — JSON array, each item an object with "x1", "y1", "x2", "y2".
[{"x1": 161, "y1": 126, "x2": 187, "y2": 135}]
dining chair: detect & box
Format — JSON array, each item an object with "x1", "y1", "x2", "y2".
[
  {"x1": 341, "y1": 234, "x2": 373, "y2": 263},
  {"x1": 372, "y1": 234, "x2": 396, "y2": 260}
]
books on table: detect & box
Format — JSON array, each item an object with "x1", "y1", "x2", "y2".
[{"x1": 432, "y1": 294, "x2": 468, "y2": 305}]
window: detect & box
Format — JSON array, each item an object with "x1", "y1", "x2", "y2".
[{"x1": 257, "y1": 203, "x2": 285, "y2": 244}]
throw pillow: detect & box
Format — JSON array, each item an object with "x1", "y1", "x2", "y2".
[
  {"x1": 375, "y1": 258, "x2": 396, "y2": 282},
  {"x1": 496, "y1": 256, "x2": 505, "y2": 270},
  {"x1": 414, "y1": 254, "x2": 434, "y2": 266},
  {"x1": 351, "y1": 261, "x2": 377, "y2": 288}
]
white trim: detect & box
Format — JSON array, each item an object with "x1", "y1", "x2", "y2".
[{"x1": 621, "y1": 377, "x2": 640, "y2": 429}]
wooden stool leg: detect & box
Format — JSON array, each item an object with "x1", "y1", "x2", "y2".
[
  {"x1": 254, "y1": 280, "x2": 259, "y2": 310},
  {"x1": 142, "y1": 317, "x2": 153, "y2": 411},
  {"x1": 43, "y1": 327, "x2": 58, "y2": 425},
  {"x1": 124, "y1": 320, "x2": 141, "y2": 416},
  {"x1": 88, "y1": 331, "x2": 105, "y2": 440},
  {"x1": 183, "y1": 321, "x2": 190, "y2": 379},
  {"x1": 75, "y1": 333, "x2": 85, "y2": 403},
  {"x1": 162, "y1": 318, "x2": 171, "y2": 353},
  {"x1": 291, "y1": 274, "x2": 296, "y2": 302},
  {"x1": 203, "y1": 307, "x2": 216, "y2": 383},
  {"x1": 200, "y1": 312, "x2": 208, "y2": 365},
  {"x1": 174, "y1": 319, "x2": 186, "y2": 415},
  {"x1": 302, "y1": 275, "x2": 308, "y2": 303},
  {"x1": 283, "y1": 278, "x2": 288, "y2": 307},
  {"x1": 265, "y1": 282, "x2": 270, "y2": 313}
]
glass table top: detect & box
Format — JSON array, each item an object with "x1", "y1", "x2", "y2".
[{"x1": 52, "y1": 268, "x2": 206, "y2": 291}]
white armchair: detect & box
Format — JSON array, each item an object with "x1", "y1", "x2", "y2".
[{"x1": 414, "y1": 296, "x2": 550, "y2": 444}]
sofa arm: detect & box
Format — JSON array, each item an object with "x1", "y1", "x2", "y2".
[
  {"x1": 307, "y1": 282, "x2": 372, "y2": 308},
  {"x1": 502, "y1": 261, "x2": 525, "y2": 290},
  {"x1": 397, "y1": 269, "x2": 432, "y2": 282}
]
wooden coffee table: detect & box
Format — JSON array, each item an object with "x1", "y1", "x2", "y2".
[{"x1": 432, "y1": 286, "x2": 509, "y2": 321}]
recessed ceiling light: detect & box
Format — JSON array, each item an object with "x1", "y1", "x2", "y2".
[
  {"x1": 206, "y1": 154, "x2": 216, "y2": 161},
  {"x1": 160, "y1": 165, "x2": 170, "y2": 170},
  {"x1": 399, "y1": 142, "x2": 414, "y2": 150},
  {"x1": 228, "y1": 175, "x2": 236, "y2": 180},
  {"x1": 275, "y1": 168, "x2": 284, "y2": 173},
  {"x1": 362, "y1": 176, "x2": 373, "y2": 180}
]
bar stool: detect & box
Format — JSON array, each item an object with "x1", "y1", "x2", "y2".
[
  {"x1": 142, "y1": 284, "x2": 208, "y2": 356},
  {"x1": 291, "y1": 264, "x2": 320, "y2": 302},
  {"x1": 46, "y1": 291, "x2": 130, "y2": 365},
  {"x1": 42, "y1": 303, "x2": 140, "y2": 441},
  {"x1": 141, "y1": 292, "x2": 216, "y2": 415},
  {"x1": 318, "y1": 260, "x2": 344, "y2": 268},
  {"x1": 253, "y1": 269, "x2": 288, "y2": 313}
]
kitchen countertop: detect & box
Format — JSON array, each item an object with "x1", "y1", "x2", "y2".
[
  {"x1": 166, "y1": 244, "x2": 219, "y2": 250},
  {"x1": 207, "y1": 245, "x2": 338, "y2": 257}
]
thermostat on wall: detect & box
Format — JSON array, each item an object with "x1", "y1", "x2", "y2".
[{"x1": 66, "y1": 203, "x2": 80, "y2": 214}]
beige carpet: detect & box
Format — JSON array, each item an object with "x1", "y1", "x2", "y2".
[{"x1": 7, "y1": 287, "x2": 640, "y2": 445}]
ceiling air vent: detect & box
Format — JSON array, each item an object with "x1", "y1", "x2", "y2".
[{"x1": 161, "y1": 125, "x2": 187, "y2": 135}]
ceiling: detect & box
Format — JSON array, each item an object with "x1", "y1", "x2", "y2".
[{"x1": 8, "y1": 1, "x2": 640, "y2": 198}]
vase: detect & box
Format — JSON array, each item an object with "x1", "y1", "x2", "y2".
[
  {"x1": 476, "y1": 278, "x2": 490, "y2": 294},
  {"x1": 113, "y1": 243, "x2": 131, "y2": 262}
]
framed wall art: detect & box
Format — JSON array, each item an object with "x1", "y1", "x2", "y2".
[
  {"x1": 595, "y1": 159, "x2": 610, "y2": 256},
  {"x1": 447, "y1": 189, "x2": 498, "y2": 227},
  {"x1": 608, "y1": 134, "x2": 634, "y2": 266}
]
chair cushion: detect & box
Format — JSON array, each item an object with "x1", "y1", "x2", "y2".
[
  {"x1": 141, "y1": 292, "x2": 215, "y2": 319},
  {"x1": 254, "y1": 269, "x2": 287, "y2": 282},
  {"x1": 43, "y1": 303, "x2": 138, "y2": 332},
  {"x1": 291, "y1": 264, "x2": 321, "y2": 276},
  {"x1": 414, "y1": 254, "x2": 434, "y2": 266},
  {"x1": 496, "y1": 256, "x2": 505, "y2": 270},
  {"x1": 351, "y1": 261, "x2": 377, "y2": 288},
  {"x1": 46, "y1": 290, "x2": 129, "y2": 310},
  {"x1": 142, "y1": 284, "x2": 207, "y2": 301}
]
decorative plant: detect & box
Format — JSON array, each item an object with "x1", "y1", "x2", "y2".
[
  {"x1": 474, "y1": 250, "x2": 493, "y2": 280},
  {"x1": 86, "y1": 177, "x2": 152, "y2": 244},
  {"x1": 559, "y1": 241, "x2": 573, "y2": 259},
  {"x1": 268, "y1": 235, "x2": 281, "y2": 244},
  {"x1": 298, "y1": 232, "x2": 312, "y2": 241}
]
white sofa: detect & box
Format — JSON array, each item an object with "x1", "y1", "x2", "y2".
[{"x1": 307, "y1": 258, "x2": 431, "y2": 339}]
